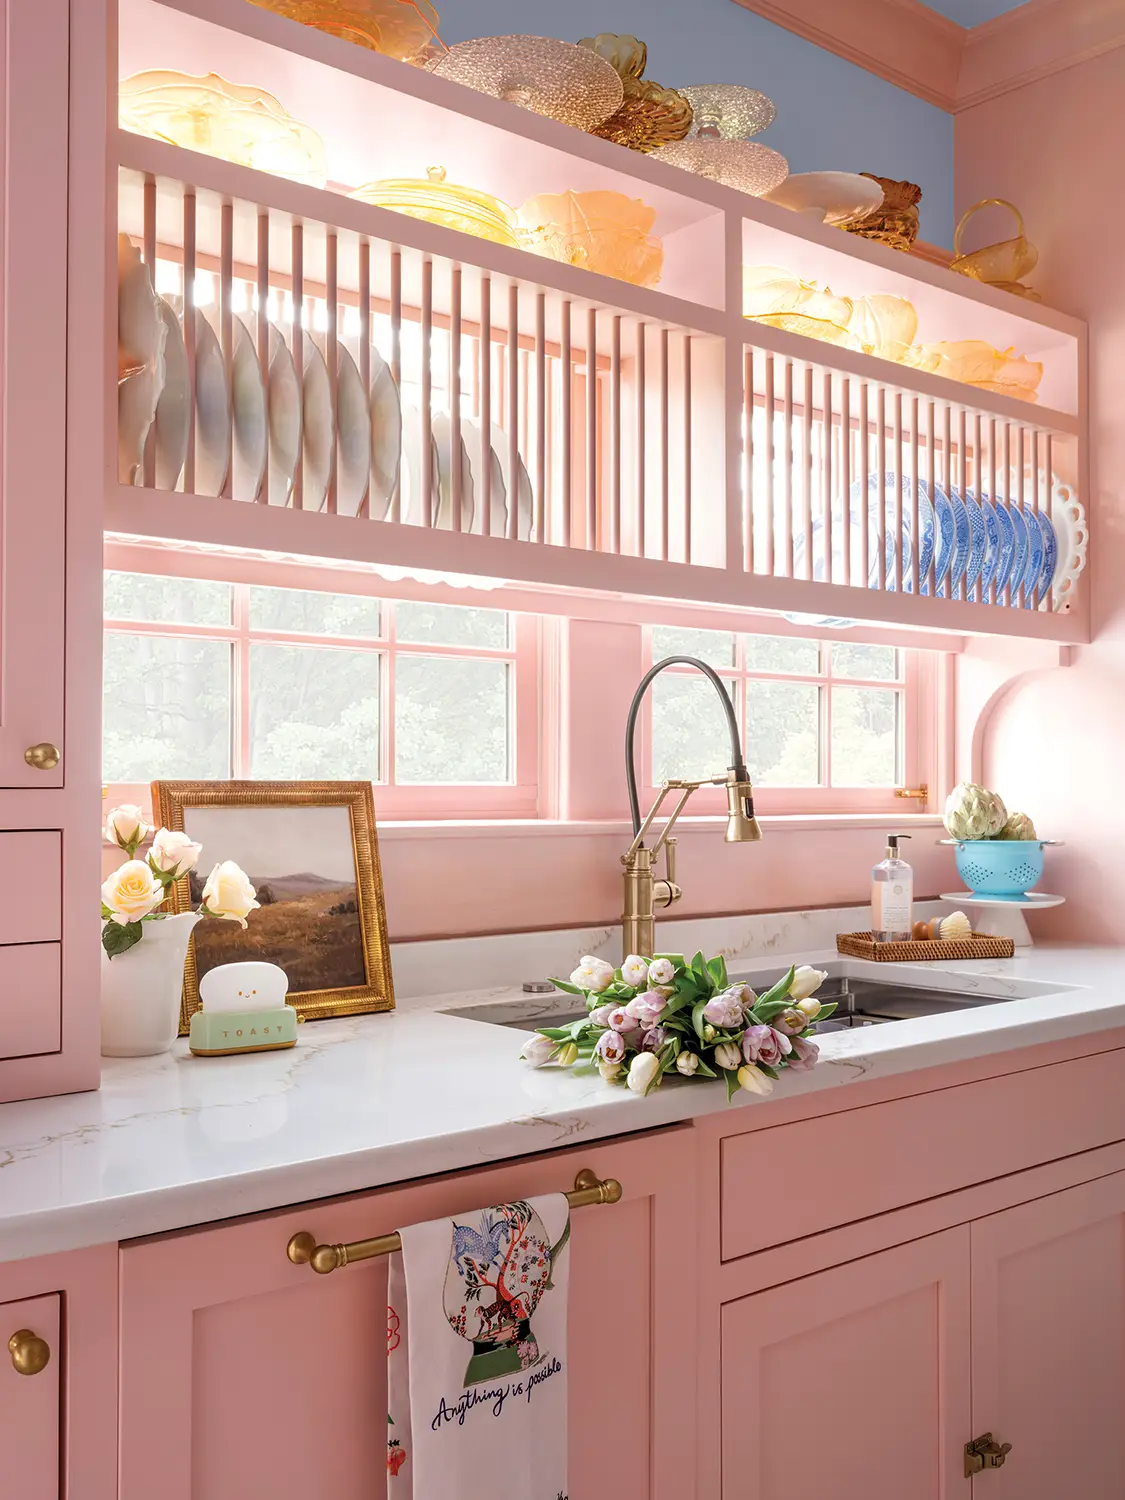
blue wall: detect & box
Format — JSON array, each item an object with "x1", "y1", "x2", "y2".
[
  {"x1": 438, "y1": 0, "x2": 955, "y2": 245},
  {"x1": 921, "y1": 0, "x2": 1028, "y2": 24}
]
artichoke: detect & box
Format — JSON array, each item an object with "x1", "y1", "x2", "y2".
[
  {"x1": 997, "y1": 811, "x2": 1038, "y2": 841},
  {"x1": 943, "y1": 782, "x2": 1008, "y2": 841}
]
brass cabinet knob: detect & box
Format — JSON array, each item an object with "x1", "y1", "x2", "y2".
[
  {"x1": 24, "y1": 743, "x2": 60, "y2": 771},
  {"x1": 8, "y1": 1329, "x2": 51, "y2": 1376}
]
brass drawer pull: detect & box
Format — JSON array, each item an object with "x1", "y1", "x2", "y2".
[
  {"x1": 8, "y1": 1329, "x2": 51, "y2": 1376},
  {"x1": 287, "y1": 1169, "x2": 622, "y2": 1275}
]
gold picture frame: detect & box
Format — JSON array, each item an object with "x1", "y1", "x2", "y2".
[{"x1": 152, "y1": 780, "x2": 394, "y2": 1034}]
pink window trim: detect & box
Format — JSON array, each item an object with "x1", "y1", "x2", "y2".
[
  {"x1": 637, "y1": 629, "x2": 928, "y2": 818},
  {"x1": 103, "y1": 589, "x2": 540, "y2": 821}
]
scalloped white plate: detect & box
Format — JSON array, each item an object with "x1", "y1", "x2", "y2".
[
  {"x1": 1049, "y1": 480, "x2": 1088, "y2": 611},
  {"x1": 939, "y1": 892, "x2": 1066, "y2": 910}
]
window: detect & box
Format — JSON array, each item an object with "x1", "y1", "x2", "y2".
[
  {"x1": 646, "y1": 625, "x2": 920, "y2": 814},
  {"x1": 103, "y1": 572, "x2": 538, "y2": 817}
]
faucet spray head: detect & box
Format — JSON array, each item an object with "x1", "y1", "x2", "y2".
[{"x1": 725, "y1": 768, "x2": 763, "y2": 844}]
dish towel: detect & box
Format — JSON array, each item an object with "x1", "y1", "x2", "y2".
[{"x1": 387, "y1": 1193, "x2": 571, "y2": 1500}]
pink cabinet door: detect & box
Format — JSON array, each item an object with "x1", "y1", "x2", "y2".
[
  {"x1": 721, "y1": 1227, "x2": 972, "y2": 1500},
  {"x1": 120, "y1": 1129, "x2": 697, "y2": 1500},
  {"x1": 970, "y1": 1169, "x2": 1125, "y2": 1499},
  {"x1": 0, "y1": 0, "x2": 69, "y2": 790},
  {"x1": 0, "y1": 1293, "x2": 60, "y2": 1500}
]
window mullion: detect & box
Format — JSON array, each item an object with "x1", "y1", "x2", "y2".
[{"x1": 233, "y1": 583, "x2": 251, "y2": 778}]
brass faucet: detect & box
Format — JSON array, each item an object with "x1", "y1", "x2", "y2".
[{"x1": 622, "y1": 656, "x2": 761, "y2": 961}]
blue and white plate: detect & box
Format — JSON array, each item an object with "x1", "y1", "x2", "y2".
[
  {"x1": 797, "y1": 472, "x2": 916, "y2": 590},
  {"x1": 1034, "y1": 509, "x2": 1058, "y2": 605},
  {"x1": 982, "y1": 496, "x2": 1015, "y2": 597},
  {"x1": 955, "y1": 487, "x2": 988, "y2": 599},
  {"x1": 1021, "y1": 506, "x2": 1044, "y2": 607},
  {"x1": 932, "y1": 483, "x2": 971, "y2": 599},
  {"x1": 1008, "y1": 503, "x2": 1030, "y2": 600}
]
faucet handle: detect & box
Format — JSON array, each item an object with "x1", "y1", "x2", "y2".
[{"x1": 664, "y1": 837, "x2": 677, "y2": 889}]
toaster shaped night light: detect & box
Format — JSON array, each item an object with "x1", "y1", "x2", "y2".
[{"x1": 189, "y1": 961, "x2": 299, "y2": 1056}]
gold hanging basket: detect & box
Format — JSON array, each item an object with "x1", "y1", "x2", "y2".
[{"x1": 950, "y1": 198, "x2": 1040, "y2": 301}]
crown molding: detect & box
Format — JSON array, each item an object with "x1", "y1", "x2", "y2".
[
  {"x1": 730, "y1": 0, "x2": 963, "y2": 111},
  {"x1": 732, "y1": 0, "x2": 1125, "y2": 114},
  {"x1": 959, "y1": 0, "x2": 1125, "y2": 110}
]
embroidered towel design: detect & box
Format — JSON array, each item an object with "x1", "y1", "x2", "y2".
[{"x1": 388, "y1": 1193, "x2": 571, "y2": 1500}]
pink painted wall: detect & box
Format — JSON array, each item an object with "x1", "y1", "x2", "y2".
[{"x1": 956, "y1": 49, "x2": 1122, "y2": 942}]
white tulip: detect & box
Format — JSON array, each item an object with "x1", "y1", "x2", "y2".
[
  {"x1": 149, "y1": 828, "x2": 203, "y2": 878},
  {"x1": 714, "y1": 1041, "x2": 742, "y2": 1071},
  {"x1": 570, "y1": 955, "x2": 615, "y2": 993},
  {"x1": 201, "y1": 861, "x2": 260, "y2": 928},
  {"x1": 597, "y1": 1060, "x2": 624, "y2": 1082},
  {"x1": 626, "y1": 1051, "x2": 661, "y2": 1097},
  {"x1": 101, "y1": 859, "x2": 163, "y2": 926},
  {"x1": 648, "y1": 957, "x2": 675, "y2": 986},
  {"x1": 620, "y1": 954, "x2": 650, "y2": 987},
  {"x1": 789, "y1": 966, "x2": 829, "y2": 1002},
  {"x1": 737, "y1": 1064, "x2": 775, "y2": 1097},
  {"x1": 520, "y1": 1035, "x2": 556, "y2": 1068},
  {"x1": 796, "y1": 997, "x2": 822, "y2": 1022},
  {"x1": 675, "y1": 1051, "x2": 700, "y2": 1077},
  {"x1": 556, "y1": 1042, "x2": 580, "y2": 1066},
  {"x1": 104, "y1": 804, "x2": 151, "y2": 853}
]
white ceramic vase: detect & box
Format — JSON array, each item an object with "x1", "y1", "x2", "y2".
[{"x1": 100, "y1": 911, "x2": 201, "y2": 1057}]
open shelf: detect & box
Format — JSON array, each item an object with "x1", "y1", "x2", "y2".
[{"x1": 111, "y1": 0, "x2": 1091, "y2": 645}]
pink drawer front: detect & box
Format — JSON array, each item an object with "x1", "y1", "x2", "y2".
[
  {"x1": 721, "y1": 1046, "x2": 1125, "y2": 1262},
  {"x1": 0, "y1": 945, "x2": 61, "y2": 1058},
  {"x1": 0, "y1": 832, "x2": 61, "y2": 944}
]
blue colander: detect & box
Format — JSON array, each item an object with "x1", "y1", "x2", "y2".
[{"x1": 952, "y1": 840, "x2": 1048, "y2": 899}]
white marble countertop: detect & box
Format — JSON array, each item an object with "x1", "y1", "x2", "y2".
[{"x1": 2, "y1": 914, "x2": 1123, "y2": 1263}]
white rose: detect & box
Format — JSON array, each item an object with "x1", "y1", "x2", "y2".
[
  {"x1": 620, "y1": 954, "x2": 650, "y2": 987},
  {"x1": 570, "y1": 955, "x2": 615, "y2": 993},
  {"x1": 149, "y1": 828, "x2": 203, "y2": 878},
  {"x1": 676, "y1": 1051, "x2": 700, "y2": 1076},
  {"x1": 714, "y1": 1041, "x2": 742, "y2": 1070},
  {"x1": 626, "y1": 1051, "x2": 661, "y2": 1097},
  {"x1": 737, "y1": 1064, "x2": 775, "y2": 1098},
  {"x1": 201, "y1": 861, "x2": 260, "y2": 928},
  {"x1": 101, "y1": 859, "x2": 163, "y2": 925},
  {"x1": 648, "y1": 957, "x2": 675, "y2": 987},
  {"x1": 789, "y1": 966, "x2": 829, "y2": 1002},
  {"x1": 520, "y1": 1035, "x2": 556, "y2": 1067},
  {"x1": 105, "y1": 804, "x2": 150, "y2": 853}
]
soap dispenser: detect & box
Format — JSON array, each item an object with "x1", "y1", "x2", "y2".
[{"x1": 872, "y1": 834, "x2": 913, "y2": 943}]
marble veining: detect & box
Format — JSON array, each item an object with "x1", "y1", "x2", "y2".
[{"x1": 1, "y1": 905, "x2": 1119, "y2": 1266}]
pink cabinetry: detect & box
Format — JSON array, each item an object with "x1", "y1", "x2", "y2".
[
  {"x1": 0, "y1": 1245, "x2": 118, "y2": 1499},
  {"x1": 721, "y1": 1229, "x2": 971, "y2": 1499},
  {"x1": 971, "y1": 1169, "x2": 1125, "y2": 1498},
  {"x1": 0, "y1": 0, "x2": 104, "y2": 1101},
  {"x1": 119, "y1": 1129, "x2": 697, "y2": 1500}
]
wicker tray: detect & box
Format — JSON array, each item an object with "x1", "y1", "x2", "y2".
[{"x1": 836, "y1": 931, "x2": 1015, "y2": 962}]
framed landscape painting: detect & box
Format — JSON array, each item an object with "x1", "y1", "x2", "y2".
[{"x1": 152, "y1": 780, "x2": 394, "y2": 1033}]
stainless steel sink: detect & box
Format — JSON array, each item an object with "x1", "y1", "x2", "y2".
[{"x1": 443, "y1": 967, "x2": 1020, "y2": 1035}]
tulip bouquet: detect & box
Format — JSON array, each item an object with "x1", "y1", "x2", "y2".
[
  {"x1": 521, "y1": 951, "x2": 834, "y2": 1101},
  {"x1": 100, "y1": 804, "x2": 260, "y2": 959}
]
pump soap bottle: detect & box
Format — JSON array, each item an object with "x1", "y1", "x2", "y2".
[{"x1": 872, "y1": 834, "x2": 913, "y2": 943}]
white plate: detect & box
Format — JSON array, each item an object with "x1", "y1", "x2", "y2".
[
  {"x1": 400, "y1": 405, "x2": 439, "y2": 524},
  {"x1": 117, "y1": 234, "x2": 166, "y2": 484},
  {"x1": 193, "y1": 309, "x2": 230, "y2": 497},
  {"x1": 302, "y1": 336, "x2": 334, "y2": 511},
  {"x1": 464, "y1": 418, "x2": 506, "y2": 536},
  {"x1": 938, "y1": 891, "x2": 1067, "y2": 910},
  {"x1": 431, "y1": 412, "x2": 475, "y2": 532},
  {"x1": 231, "y1": 317, "x2": 267, "y2": 502},
  {"x1": 369, "y1": 348, "x2": 402, "y2": 520},
  {"x1": 495, "y1": 426, "x2": 535, "y2": 541},
  {"x1": 335, "y1": 343, "x2": 371, "y2": 517},
  {"x1": 267, "y1": 324, "x2": 301, "y2": 505},
  {"x1": 1049, "y1": 481, "x2": 1088, "y2": 612},
  {"x1": 765, "y1": 171, "x2": 884, "y2": 226},
  {"x1": 153, "y1": 297, "x2": 189, "y2": 490}
]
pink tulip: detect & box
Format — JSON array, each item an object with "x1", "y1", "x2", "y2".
[
  {"x1": 703, "y1": 989, "x2": 743, "y2": 1029},
  {"x1": 595, "y1": 1030, "x2": 626, "y2": 1064},
  {"x1": 787, "y1": 1035, "x2": 820, "y2": 1072},
  {"x1": 742, "y1": 1024, "x2": 791, "y2": 1067}
]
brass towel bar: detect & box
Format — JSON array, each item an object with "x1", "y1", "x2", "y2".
[{"x1": 286, "y1": 1169, "x2": 623, "y2": 1275}]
